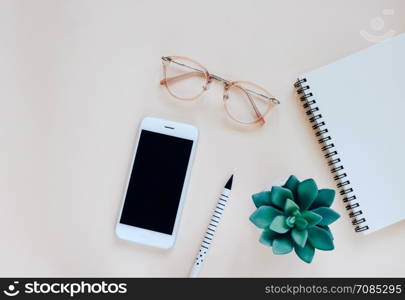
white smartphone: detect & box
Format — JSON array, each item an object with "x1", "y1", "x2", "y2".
[{"x1": 115, "y1": 116, "x2": 198, "y2": 249}]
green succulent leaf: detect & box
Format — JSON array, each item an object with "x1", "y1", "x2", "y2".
[
  {"x1": 284, "y1": 198, "x2": 300, "y2": 216},
  {"x1": 294, "y1": 217, "x2": 309, "y2": 230},
  {"x1": 283, "y1": 175, "x2": 300, "y2": 197},
  {"x1": 310, "y1": 189, "x2": 335, "y2": 209},
  {"x1": 294, "y1": 242, "x2": 315, "y2": 263},
  {"x1": 307, "y1": 226, "x2": 334, "y2": 250},
  {"x1": 249, "y1": 206, "x2": 284, "y2": 229},
  {"x1": 271, "y1": 186, "x2": 293, "y2": 209},
  {"x1": 269, "y1": 215, "x2": 290, "y2": 234},
  {"x1": 292, "y1": 210, "x2": 301, "y2": 217},
  {"x1": 285, "y1": 216, "x2": 296, "y2": 228},
  {"x1": 259, "y1": 229, "x2": 280, "y2": 247},
  {"x1": 252, "y1": 191, "x2": 272, "y2": 208},
  {"x1": 291, "y1": 228, "x2": 308, "y2": 247},
  {"x1": 296, "y1": 179, "x2": 318, "y2": 210},
  {"x1": 272, "y1": 237, "x2": 293, "y2": 254},
  {"x1": 311, "y1": 207, "x2": 340, "y2": 226},
  {"x1": 319, "y1": 225, "x2": 334, "y2": 240},
  {"x1": 301, "y1": 210, "x2": 323, "y2": 227}
]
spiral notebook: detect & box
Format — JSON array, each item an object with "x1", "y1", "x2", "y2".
[{"x1": 294, "y1": 33, "x2": 405, "y2": 234}]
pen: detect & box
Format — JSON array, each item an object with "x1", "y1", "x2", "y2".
[{"x1": 189, "y1": 174, "x2": 233, "y2": 277}]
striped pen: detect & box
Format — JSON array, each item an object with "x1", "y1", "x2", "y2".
[{"x1": 189, "y1": 175, "x2": 233, "y2": 277}]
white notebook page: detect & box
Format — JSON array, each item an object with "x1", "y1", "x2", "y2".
[{"x1": 300, "y1": 33, "x2": 405, "y2": 233}]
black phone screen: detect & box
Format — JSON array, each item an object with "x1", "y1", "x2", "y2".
[{"x1": 120, "y1": 130, "x2": 193, "y2": 235}]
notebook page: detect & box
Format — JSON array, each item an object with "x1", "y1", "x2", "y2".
[{"x1": 301, "y1": 33, "x2": 405, "y2": 233}]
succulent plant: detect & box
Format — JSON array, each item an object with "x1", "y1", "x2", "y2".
[{"x1": 249, "y1": 175, "x2": 340, "y2": 263}]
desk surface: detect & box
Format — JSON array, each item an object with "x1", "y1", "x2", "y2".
[{"x1": 1, "y1": 0, "x2": 404, "y2": 277}]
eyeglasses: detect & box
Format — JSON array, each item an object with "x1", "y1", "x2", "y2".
[{"x1": 160, "y1": 56, "x2": 280, "y2": 126}]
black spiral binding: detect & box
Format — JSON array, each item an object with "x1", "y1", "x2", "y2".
[{"x1": 294, "y1": 78, "x2": 369, "y2": 233}]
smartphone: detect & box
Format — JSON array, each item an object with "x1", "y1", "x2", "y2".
[{"x1": 115, "y1": 116, "x2": 198, "y2": 249}]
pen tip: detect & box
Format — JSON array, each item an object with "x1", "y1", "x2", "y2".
[{"x1": 225, "y1": 174, "x2": 233, "y2": 190}]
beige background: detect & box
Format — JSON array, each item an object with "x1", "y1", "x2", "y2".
[{"x1": 1, "y1": 0, "x2": 404, "y2": 277}]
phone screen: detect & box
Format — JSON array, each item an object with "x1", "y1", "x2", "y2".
[{"x1": 120, "y1": 129, "x2": 193, "y2": 235}]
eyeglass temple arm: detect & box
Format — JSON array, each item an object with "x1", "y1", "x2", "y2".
[
  {"x1": 243, "y1": 87, "x2": 280, "y2": 104},
  {"x1": 160, "y1": 72, "x2": 206, "y2": 86},
  {"x1": 238, "y1": 86, "x2": 265, "y2": 125}
]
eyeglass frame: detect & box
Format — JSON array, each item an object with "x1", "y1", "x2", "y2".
[{"x1": 160, "y1": 56, "x2": 280, "y2": 125}]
